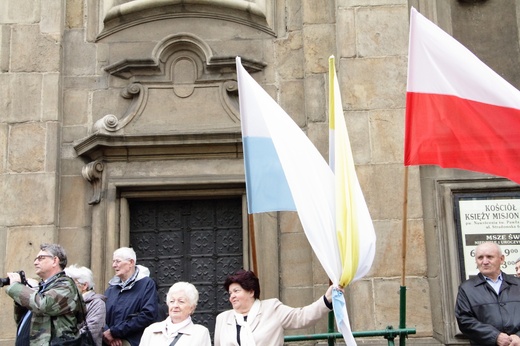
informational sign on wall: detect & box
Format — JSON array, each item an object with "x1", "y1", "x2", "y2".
[{"x1": 456, "y1": 198, "x2": 520, "y2": 280}]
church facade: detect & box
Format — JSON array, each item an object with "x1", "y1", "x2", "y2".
[{"x1": 1, "y1": 0, "x2": 519, "y2": 344}]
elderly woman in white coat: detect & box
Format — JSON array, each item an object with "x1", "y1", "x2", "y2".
[
  {"x1": 139, "y1": 282, "x2": 211, "y2": 346},
  {"x1": 214, "y1": 269, "x2": 335, "y2": 346}
]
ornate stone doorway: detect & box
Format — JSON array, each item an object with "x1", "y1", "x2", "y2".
[{"x1": 128, "y1": 197, "x2": 243, "y2": 334}]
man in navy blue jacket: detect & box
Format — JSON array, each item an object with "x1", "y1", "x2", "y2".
[{"x1": 103, "y1": 247, "x2": 158, "y2": 346}]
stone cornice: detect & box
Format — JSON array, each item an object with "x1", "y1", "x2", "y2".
[
  {"x1": 98, "y1": 0, "x2": 275, "y2": 40},
  {"x1": 74, "y1": 130, "x2": 243, "y2": 161}
]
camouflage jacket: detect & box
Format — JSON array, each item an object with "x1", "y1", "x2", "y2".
[{"x1": 7, "y1": 271, "x2": 84, "y2": 346}]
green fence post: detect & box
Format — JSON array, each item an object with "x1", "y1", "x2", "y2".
[
  {"x1": 328, "y1": 310, "x2": 335, "y2": 346},
  {"x1": 399, "y1": 286, "x2": 407, "y2": 346}
]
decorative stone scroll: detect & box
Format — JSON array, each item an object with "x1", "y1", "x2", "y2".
[{"x1": 82, "y1": 159, "x2": 104, "y2": 205}]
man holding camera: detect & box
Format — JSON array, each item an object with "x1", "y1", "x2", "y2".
[{"x1": 4, "y1": 243, "x2": 84, "y2": 345}]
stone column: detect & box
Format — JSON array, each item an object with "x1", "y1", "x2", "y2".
[{"x1": 0, "y1": 0, "x2": 65, "y2": 343}]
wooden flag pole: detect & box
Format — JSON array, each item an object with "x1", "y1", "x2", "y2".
[{"x1": 248, "y1": 214, "x2": 259, "y2": 275}]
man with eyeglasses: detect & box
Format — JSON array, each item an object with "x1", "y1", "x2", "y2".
[
  {"x1": 3, "y1": 243, "x2": 84, "y2": 345},
  {"x1": 103, "y1": 247, "x2": 158, "y2": 346}
]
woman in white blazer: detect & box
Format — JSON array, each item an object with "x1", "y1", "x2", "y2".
[
  {"x1": 139, "y1": 282, "x2": 211, "y2": 346},
  {"x1": 214, "y1": 269, "x2": 336, "y2": 346}
]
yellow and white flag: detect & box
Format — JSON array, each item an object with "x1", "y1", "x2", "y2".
[{"x1": 329, "y1": 56, "x2": 376, "y2": 345}]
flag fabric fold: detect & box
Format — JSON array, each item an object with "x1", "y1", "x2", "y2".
[
  {"x1": 405, "y1": 7, "x2": 520, "y2": 184},
  {"x1": 237, "y1": 56, "x2": 376, "y2": 346},
  {"x1": 329, "y1": 57, "x2": 376, "y2": 287},
  {"x1": 329, "y1": 56, "x2": 376, "y2": 345},
  {"x1": 237, "y1": 57, "x2": 341, "y2": 283}
]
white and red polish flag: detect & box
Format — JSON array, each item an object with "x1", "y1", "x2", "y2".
[{"x1": 405, "y1": 7, "x2": 520, "y2": 184}]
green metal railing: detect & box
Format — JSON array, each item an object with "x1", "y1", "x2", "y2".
[
  {"x1": 284, "y1": 286, "x2": 416, "y2": 345},
  {"x1": 284, "y1": 325, "x2": 416, "y2": 345}
]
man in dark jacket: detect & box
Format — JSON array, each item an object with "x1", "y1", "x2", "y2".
[
  {"x1": 103, "y1": 247, "x2": 158, "y2": 346},
  {"x1": 455, "y1": 242, "x2": 520, "y2": 346}
]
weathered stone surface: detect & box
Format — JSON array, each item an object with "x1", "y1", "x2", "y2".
[
  {"x1": 370, "y1": 219, "x2": 426, "y2": 278},
  {"x1": 370, "y1": 108, "x2": 405, "y2": 163},
  {"x1": 280, "y1": 231, "x2": 313, "y2": 287},
  {"x1": 8, "y1": 122, "x2": 45, "y2": 172},
  {"x1": 65, "y1": 0, "x2": 83, "y2": 29},
  {"x1": 348, "y1": 279, "x2": 376, "y2": 331},
  {"x1": 355, "y1": 164, "x2": 422, "y2": 221},
  {"x1": 339, "y1": 56, "x2": 407, "y2": 110},
  {"x1": 44, "y1": 122, "x2": 60, "y2": 173},
  {"x1": 42, "y1": 73, "x2": 60, "y2": 121},
  {"x1": 63, "y1": 75, "x2": 109, "y2": 90},
  {"x1": 59, "y1": 176, "x2": 90, "y2": 228},
  {"x1": 60, "y1": 157, "x2": 85, "y2": 176},
  {"x1": 107, "y1": 158, "x2": 244, "y2": 178},
  {"x1": 0, "y1": 0, "x2": 40, "y2": 24},
  {"x1": 0, "y1": 227, "x2": 5, "y2": 274},
  {"x1": 280, "y1": 80, "x2": 305, "y2": 127},
  {"x1": 11, "y1": 25, "x2": 60, "y2": 72},
  {"x1": 303, "y1": 0, "x2": 335, "y2": 24},
  {"x1": 345, "y1": 110, "x2": 371, "y2": 165},
  {"x1": 307, "y1": 121, "x2": 328, "y2": 160},
  {"x1": 63, "y1": 29, "x2": 97, "y2": 76},
  {"x1": 0, "y1": 289, "x2": 16, "y2": 342},
  {"x1": 285, "y1": 0, "x2": 303, "y2": 31},
  {"x1": 339, "y1": 0, "x2": 407, "y2": 6},
  {"x1": 0, "y1": 124, "x2": 6, "y2": 173},
  {"x1": 0, "y1": 25, "x2": 10, "y2": 72},
  {"x1": 62, "y1": 125, "x2": 88, "y2": 144},
  {"x1": 4, "y1": 74, "x2": 42, "y2": 123},
  {"x1": 0, "y1": 173, "x2": 56, "y2": 226},
  {"x1": 0, "y1": 75, "x2": 9, "y2": 122},
  {"x1": 5, "y1": 225, "x2": 57, "y2": 270},
  {"x1": 337, "y1": 9, "x2": 356, "y2": 58},
  {"x1": 58, "y1": 227, "x2": 92, "y2": 265},
  {"x1": 303, "y1": 24, "x2": 336, "y2": 74},
  {"x1": 252, "y1": 212, "x2": 280, "y2": 299},
  {"x1": 40, "y1": 0, "x2": 63, "y2": 37},
  {"x1": 373, "y1": 277, "x2": 433, "y2": 336},
  {"x1": 275, "y1": 31, "x2": 304, "y2": 80},
  {"x1": 63, "y1": 89, "x2": 88, "y2": 126},
  {"x1": 356, "y1": 5, "x2": 409, "y2": 57},
  {"x1": 304, "y1": 73, "x2": 326, "y2": 123}
]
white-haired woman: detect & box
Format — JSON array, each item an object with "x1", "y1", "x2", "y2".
[
  {"x1": 139, "y1": 282, "x2": 211, "y2": 346},
  {"x1": 65, "y1": 264, "x2": 106, "y2": 346}
]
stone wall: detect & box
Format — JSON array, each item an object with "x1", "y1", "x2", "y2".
[{"x1": 1, "y1": 0, "x2": 518, "y2": 345}]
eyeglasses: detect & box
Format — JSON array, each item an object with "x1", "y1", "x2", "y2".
[{"x1": 34, "y1": 255, "x2": 54, "y2": 262}]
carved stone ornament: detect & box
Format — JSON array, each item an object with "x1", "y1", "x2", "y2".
[
  {"x1": 97, "y1": 33, "x2": 260, "y2": 135},
  {"x1": 82, "y1": 159, "x2": 104, "y2": 205},
  {"x1": 74, "y1": 32, "x2": 266, "y2": 160}
]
